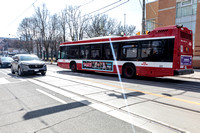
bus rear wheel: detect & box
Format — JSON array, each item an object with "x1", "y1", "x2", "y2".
[
  {"x1": 123, "y1": 64, "x2": 136, "y2": 78},
  {"x1": 71, "y1": 62, "x2": 77, "y2": 72}
]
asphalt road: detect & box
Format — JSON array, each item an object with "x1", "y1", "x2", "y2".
[
  {"x1": 0, "y1": 67, "x2": 148, "y2": 133},
  {"x1": 1, "y1": 65, "x2": 200, "y2": 133}
]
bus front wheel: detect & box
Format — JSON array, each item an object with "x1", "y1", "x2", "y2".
[
  {"x1": 122, "y1": 64, "x2": 136, "y2": 78},
  {"x1": 71, "y1": 62, "x2": 77, "y2": 72}
]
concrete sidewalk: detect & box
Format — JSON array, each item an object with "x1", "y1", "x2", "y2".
[{"x1": 178, "y1": 69, "x2": 200, "y2": 80}]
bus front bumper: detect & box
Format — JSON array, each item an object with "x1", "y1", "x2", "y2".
[{"x1": 174, "y1": 69, "x2": 194, "y2": 75}]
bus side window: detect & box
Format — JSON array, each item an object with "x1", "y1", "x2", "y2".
[
  {"x1": 91, "y1": 44, "x2": 102, "y2": 59},
  {"x1": 121, "y1": 42, "x2": 138, "y2": 59},
  {"x1": 61, "y1": 47, "x2": 68, "y2": 59},
  {"x1": 103, "y1": 43, "x2": 118, "y2": 60},
  {"x1": 141, "y1": 41, "x2": 151, "y2": 60},
  {"x1": 103, "y1": 44, "x2": 112, "y2": 60},
  {"x1": 113, "y1": 43, "x2": 118, "y2": 59},
  {"x1": 150, "y1": 40, "x2": 164, "y2": 61},
  {"x1": 68, "y1": 46, "x2": 79, "y2": 59},
  {"x1": 80, "y1": 45, "x2": 90, "y2": 59}
]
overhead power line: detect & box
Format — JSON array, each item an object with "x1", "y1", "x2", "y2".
[
  {"x1": 6, "y1": 0, "x2": 38, "y2": 28},
  {"x1": 86, "y1": 0, "x2": 122, "y2": 15},
  {"x1": 78, "y1": 0, "x2": 95, "y2": 8},
  {"x1": 80, "y1": 0, "x2": 129, "y2": 20},
  {"x1": 100, "y1": 0, "x2": 130, "y2": 15},
  {"x1": 138, "y1": 0, "x2": 142, "y2": 8}
]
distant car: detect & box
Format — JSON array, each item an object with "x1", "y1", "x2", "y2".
[
  {"x1": 11, "y1": 54, "x2": 47, "y2": 76},
  {"x1": 0, "y1": 57, "x2": 13, "y2": 68}
]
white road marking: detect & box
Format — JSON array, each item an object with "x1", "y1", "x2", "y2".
[
  {"x1": 36, "y1": 89, "x2": 67, "y2": 104},
  {"x1": 30, "y1": 79, "x2": 114, "y2": 113},
  {"x1": 29, "y1": 79, "x2": 183, "y2": 133},
  {"x1": 0, "y1": 78, "x2": 10, "y2": 84},
  {"x1": 0, "y1": 70, "x2": 8, "y2": 75}
]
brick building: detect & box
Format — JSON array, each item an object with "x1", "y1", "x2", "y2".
[{"x1": 146, "y1": 0, "x2": 200, "y2": 68}]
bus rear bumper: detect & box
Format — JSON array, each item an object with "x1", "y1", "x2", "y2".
[{"x1": 174, "y1": 69, "x2": 194, "y2": 75}]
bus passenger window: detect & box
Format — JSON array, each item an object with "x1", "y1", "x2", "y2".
[
  {"x1": 68, "y1": 46, "x2": 79, "y2": 59},
  {"x1": 122, "y1": 44, "x2": 138, "y2": 58},
  {"x1": 91, "y1": 44, "x2": 101, "y2": 59},
  {"x1": 80, "y1": 45, "x2": 90, "y2": 59},
  {"x1": 85, "y1": 49, "x2": 89, "y2": 59},
  {"x1": 103, "y1": 43, "x2": 118, "y2": 60},
  {"x1": 103, "y1": 44, "x2": 112, "y2": 60},
  {"x1": 60, "y1": 47, "x2": 68, "y2": 59},
  {"x1": 141, "y1": 41, "x2": 151, "y2": 59},
  {"x1": 141, "y1": 48, "x2": 151, "y2": 58}
]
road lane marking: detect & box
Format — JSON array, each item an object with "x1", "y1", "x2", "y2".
[
  {"x1": 75, "y1": 77, "x2": 200, "y2": 106},
  {"x1": 36, "y1": 89, "x2": 67, "y2": 104},
  {"x1": 0, "y1": 78, "x2": 10, "y2": 84},
  {"x1": 0, "y1": 70, "x2": 8, "y2": 75},
  {"x1": 30, "y1": 78, "x2": 185, "y2": 133}
]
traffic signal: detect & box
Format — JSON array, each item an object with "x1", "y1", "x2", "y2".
[{"x1": 136, "y1": 32, "x2": 140, "y2": 35}]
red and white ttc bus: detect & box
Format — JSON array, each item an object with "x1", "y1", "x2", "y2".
[{"x1": 57, "y1": 25, "x2": 194, "y2": 78}]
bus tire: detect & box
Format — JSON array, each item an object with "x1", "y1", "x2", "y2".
[
  {"x1": 71, "y1": 62, "x2": 77, "y2": 72},
  {"x1": 122, "y1": 64, "x2": 136, "y2": 78}
]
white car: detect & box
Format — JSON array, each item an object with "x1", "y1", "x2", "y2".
[{"x1": 11, "y1": 54, "x2": 47, "y2": 76}]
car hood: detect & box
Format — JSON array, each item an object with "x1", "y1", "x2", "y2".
[
  {"x1": 20, "y1": 60, "x2": 45, "y2": 65},
  {"x1": 2, "y1": 61, "x2": 12, "y2": 63}
]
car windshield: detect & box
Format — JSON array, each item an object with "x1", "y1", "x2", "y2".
[
  {"x1": 20, "y1": 55, "x2": 39, "y2": 61},
  {"x1": 1, "y1": 57, "x2": 13, "y2": 62}
]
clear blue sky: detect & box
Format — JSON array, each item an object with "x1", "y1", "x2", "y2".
[{"x1": 0, "y1": 0, "x2": 155, "y2": 38}]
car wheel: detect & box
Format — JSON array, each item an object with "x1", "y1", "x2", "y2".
[
  {"x1": 11, "y1": 66, "x2": 15, "y2": 74},
  {"x1": 41, "y1": 71, "x2": 46, "y2": 76},
  {"x1": 18, "y1": 67, "x2": 23, "y2": 76},
  {"x1": 0, "y1": 64, "x2": 2, "y2": 68}
]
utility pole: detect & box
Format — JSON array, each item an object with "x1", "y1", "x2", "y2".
[{"x1": 142, "y1": 0, "x2": 146, "y2": 34}]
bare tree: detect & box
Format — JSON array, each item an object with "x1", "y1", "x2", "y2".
[
  {"x1": 115, "y1": 22, "x2": 136, "y2": 36},
  {"x1": 47, "y1": 13, "x2": 61, "y2": 60},
  {"x1": 34, "y1": 4, "x2": 49, "y2": 60},
  {"x1": 85, "y1": 14, "x2": 117, "y2": 38},
  {"x1": 15, "y1": 4, "x2": 136, "y2": 62},
  {"x1": 64, "y1": 6, "x2": 88, "y2": 41},
  {"x1": 59, "y1": 8, "x2": 68, "y2": 42},
  {"x1": 17, "y1": 17, "x2": 36, "y2": 53}
]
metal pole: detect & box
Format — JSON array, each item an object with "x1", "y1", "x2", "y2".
[
  {"x1": 124, "y1": 13, "x2": 126, "y2": 33},
  {"x1": 142, "y1": 0, "x2": 146, "y2": 34}
]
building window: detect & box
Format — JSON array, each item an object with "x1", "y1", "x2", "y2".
[
  {"x1": 182, "y1": 0, "x2": 192, "y2": 6},
  {"x1": 146, "y1": 19, "x2": 155, "y2": 31},
  {"x1": 176, "y1": 0, "x2": 197, "y2": 18},
  {"x1": 176, "y1": 0, "x2": 197, "y2": 48}
]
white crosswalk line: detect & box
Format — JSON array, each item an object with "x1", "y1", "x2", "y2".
[{"x1": 0, "y1": 78, "x2": 10, "y2": 84}]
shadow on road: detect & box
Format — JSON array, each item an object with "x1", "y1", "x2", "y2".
[
  {"x1": 23, "y1": 100, "x2": 90, "y2": 120},
  {"x1": 108, "y1": 92, "x2": 144, "y2": 99}
]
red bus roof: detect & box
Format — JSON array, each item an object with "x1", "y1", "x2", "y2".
[{"x1": 60, "y1": 25, "x2": 190, "y2": 46}]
